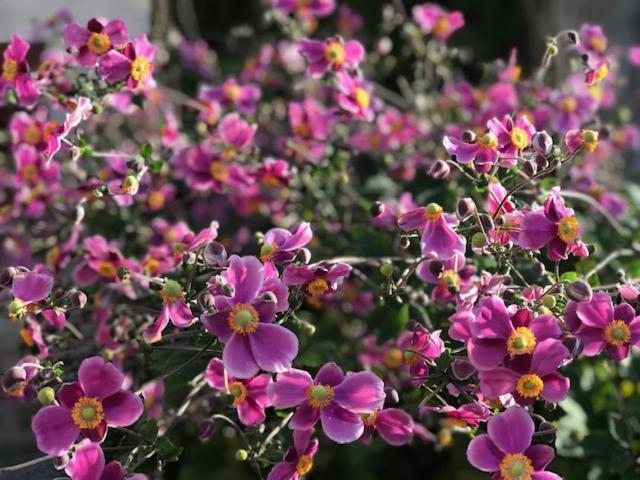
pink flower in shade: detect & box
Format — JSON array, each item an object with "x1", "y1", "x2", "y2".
[
  {"x1": 518, "y1": 188, "x2": 589, "y2": 261},
  {"x1": 564, "y1": 128, "x2": 599, "y2": 153},
  {"x1": 288, "y1": 97, "x2": 333, "y2": 141},
  {"x1": 271, "y1": 0, "x2": 335, "y2": 20},
  {"x1": 256, "y1": 158, "x2": 292, "y2": 189},
  {"x1": 267, "y1": 429, "x2": 319, "y2": 480},
  {"x1": 205, "y1": 358, "x2": 271, "y2": 426},
  {"x1": 421, "y1": 403, "x2": 490, "y2": 428},
  {"x1": 218, "y1": 113, "x2": 257, "y2": 153},
  {"x1": 9, "y1": 269, "x2": 53, "y2": 319},
  {"x1": 398, "y1": 203, "x2": 466, "y2": 261},
  {"x1": 337, "y1": 5, "x2": 364, "y2": 38},
  {"x1": 282, "y1": 261, "x2": 352, "y2": 298},
  {"x1": 487, "y1": 115, "x2": 536, "y2": 167},
  {"x1": 360, "y1": 408, "x2": 414, "y2": 446},
  {"x1": 73, "y1": 236, "x2": 140, "y2": 287},
  {"x1": 416, "y1": 253, "x2": 475, "y2": 304},
  {"x1": 98, "y1": 34, "x2": 155, "y2": 89},
  {"x1": 618, "y1": 282, "x2": 640, "y2": 303},
  {"x1": 63, "y1": 18, "x2": 128, "y2": 67},
  {"x1": 412, "y1": 3, "x2": 464, "y2": 41},
  {"x1": 267, "y1": 363, "x2": 385, "y2": 443},
  {"x1": 200, "y1": 77, "x2": 261, "y2": 115},
  {"x1": 564, "y1": 292, "x2": 640, "y2": 361},
  {"x1": 14, "y1": 144, "x2": 60, "y2": 187},
  {"x1": 143, "y1": 279, "x2": 195, "y2": 343},
  {"x1": 201, "y1": 255, "x2": 298, "y2": 379},
  {"x1": 467, "y1": 407, "x2": 561, "y2": 480},
  {"x1": 45, "y1": 96, "x2": 93, "y2": 161},
  {"x1": 443, "y1": 131, "x2": 500, "y2": 173},
  {"x1": 478, "y1": 338, "x2": 570, "y2": 405},
  {"x1": 1, "y1": 34, "x2": 39, "y2": 106},
  {"x1": 260, "y1": 222, "x2": 313, "y2": 276},
  {"x1": 577, "y1": 24, "x2": 608, "y2": 56},
  {"x1": 10, "y1": 110, "x2": 61, "y2": 152},
  {"x1": 401, "y1": 325, "x2": 445, "y2": 385},
  {"x1": 31, "y1": 356, "x2": 143, "y2": 456},
  {"x1": 65, "y1": 440, "x2": 147, "y2": 480},
  {"x1": 466, "y1": 296, "x2": 561, "y2": 370},
  {"x1": 334, "y1": 71, "x2": 374, "y2": 121},
  {"x1": 499, "y1": 49, "x2": 522, "y2": 83},
  {"x1": 551, "y1": 91, "x2": 597, "y2": 133},
  {"x1": 628, "y1": 46, "x2": 640, "y2": 66},
  {"x1": 140, "y1": 379, "x2": 164, "y2": 419},
  {"x1": 298, "y1": 36, "x2": 364, "y2": 78},
  {"x1": 0, "y1": 356, "x2": 39, "y2": 401},
  {"x1": 584, "y1": 61, "x2": 609, "y2": 86}
]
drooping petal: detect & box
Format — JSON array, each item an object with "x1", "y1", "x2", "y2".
[
  {"x1": 525, "y1": 444, "x2": 555, "y2": 471},
  {"x1": 487, "y1": 407, "x2": 534, "y2": 454},
  {"x1": 531, "y1": 339, "x2": 569, "y2": 377},
  {"x1": 237, "y1": 397, "x2": 266, "y2": 426},
  {"x1": 320, "y1": 403, "x2": 364, "y2": 444},
  {"x1": 223, "y1": 333, "x2": 259, "y2": 379},
  {"x1": 466, "y1": 434, "x2": 503, "y2": 472},
  {"x1": 375, "y1": 409, "x2": 414, "y2": 446},
  {"x1": 333, "y1": 371, "x2": 385, "y2": 413},
  {"x1": 540, "y1": 372, "x2": 570, "y2": 403},
  {"x1": 224, "y1": 255, "x2": 264, "y2": 303},
  {"x1": 468, "y1": 338, "x2": 507, "y2": 370},
  {"x1": 64, "y1": 440, "x2": 105, "y2": 480},
  {"x1": 32, "y1": 405, "x2": 79, "y2": 456},
  {"x1": 518, "y1": 212, "x2": 556, "y2": 250},
  {"x1": 268, "y1": 369, "x2": 313, "y2": 409},
  {"x1": 102, "y1": 391, "x2": 144, "y2": 427},
  {"x1": 290, "y1": 402, "x2": 321, "y2": 430},
  {"x1": 575, "y1": 292, "x2": 613, "y2": 328}
]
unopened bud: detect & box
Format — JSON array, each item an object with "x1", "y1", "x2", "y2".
[
  {"x1": 537, "y1": 421, "x2": 556, "y2": 443},
  {"x1": 203, "y1": 241, "x2": 227, "y2": 268},
  {"x1": 462, "y1": 130, "x2": 476, "y2": 143},
  {"x1": 400, "y1": 237, "x2": 411, "y2": 250},
  {"x1": 379, "y1": 262, "x2": 394, "y2": 277},
  {"x1": 235, "y1": 449, "x2": 249, "y2": 461},
  {"x1": 221, "y1": 283, "x2": 234, "y2": 297},
  {"x1": 261, "y1": 291, "x2": 278, "y2": 304},
  {"x1": 3, "y1": 366, "x2": 26, "y2": 392},
  {"x1": 532, "y1": 260, "x2": 546, "y2": 277},
  {"x1": 429, "y1": 260, "x2": 444, "y2": 277},
  {"x1": 53, "y1": 454, "x2": 69, "y2": 470},
  {"x1": 522, "y1": 159, "x2": 537, "y2": 177},
  {"x1": 0, "y1": 266, "x2": 17, "y2": 287},
  {"x1": 542, "y1": 295, "x2": 556, "y2": 309},
  {"x1": 566, "y1": 280, "x2": 592, "y2": 303},
  {"x1": 566, "y1": 30, "x2": 579, "y2": 45},
  {"x1": 197, "y1": 291, "x2": 216, "y2": 311},
  {"x1": 471, "y1": 232, "x2": 487, "y2": 248},
  {"x1": 478, "y1": 214, "x2": 494, "y2": 232},
  {"x1": 532, "y1": 130, "x2": 553, "y2": 155},
  {"x1": 37, "y1": 387, "x2": 56, "y2": 405},
  {"x1": 121, "y1": 174, "x2": 139, "y2": 195},
  {"x1": 562, "y1": 335, "x2": 583, "y2": 358},
  {"x1": 65, "y1": 289, "x2": 87, "y2": 309},
  {"x1": 384, "y1": 387, "x2": 400, "y2": 404},
  {"x1": 451, "y1": 358, "x2": 476, "y2": 380},
  {"x1": 427, "y1": 160, "x2": 450, "y2": 179},
  {"x1": 535, "y1": 154, "x2": 549, "y2": 169},
  {"x1": 198, "y1": 419, "x2": 216, "y2": 441},
  {"x1": 456, "y1": 197, "x2": 476, "y2": 222},
  {"x1": 370, "y1": 201, "x2": 385, "y2": 218}
]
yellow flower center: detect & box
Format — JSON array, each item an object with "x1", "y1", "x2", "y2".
[
  {"x1": 160, "y1": 279, "x2": 184, "y2": 304},
  {"x1": 227, "y1": 303, "x2": 259, "y2": 334},
  {"x1": 560, "y1": 97, "x2": 577, "y2": 113},
  {"x1": 594, "y1": 64, "x2": 609, "y2": 84},
  {"x1": 228, "y1": 381, "x2": 249, "y2": 407},
  {"x1": 87, "y1": 32, "x2": 112, "y2": 55},
  {"x1": 439, "y1": 269, "x2": 461, "y2": 291},
  {"x1": 21, "y1": 164, "x2": 39, "y2": 183},
  {"x1": 404, "y1": 349, "x2": 419, "y2": 366},
  {"x1": 225, "y1": 84, "x2": 241, "y2": 102},
  {"x1": 443, "y1": 417, "x2": 468, "y2": 429},
  {"x1": 143, "y1": 394, "x2": 155, "y2": 409},
  {"x1": 147, "y1": 191, "x2": 166, "y2": 210},
  {"x1": 97, "y1": 260, "x2": 117, "y2": 278},
  {"x1": 42, "y1": 121, "x2": 60, "y2": 142},
  {"x1": 604, "y1": 320, "x2": 631, "y2": 347},
  {"x1": 509, "y1": 127, "x2": 529, "y2": 150},
  {"x1": 589, "y1": 36, "x2": 607, "y2": 54},
  {"x1": 293, "y1": 123, "x2": 311, "y2": 137},
  {"x1": 581, "y1": 129, "x2": 599, "y2": 152},
  {"x1": 424, "y1": 202, "x2": 444, "y2": 221},
  {"x1": 71, "y1": 396, "x2": 105, "y2": 430},
  {"x1": 306, "y1": 384, "x2": 334, "y2": 409},
  {"x1": 130, "y1": 56, "x2": 151, "y2": 83},
  {"x1": 2, "y1": 59, "x2": 18, "y2": 82},
  {"x1": 480, "y1": 132, "x2": 498, "y2": 149},
  {"x1": 306, "y1": 278, "x2": 329, "y2": 297},
  {"x1": 507, "y1": 327, "x2": 537, "y2": 357},
  {"x1": 515, "y1": 374, "x2": 544, "y2": 399},
  {"x1": 361, "y1": 411, "x2": 380, "y2": 427},
  {"x1": 382, "y1": 348, "x2": 404, "y2": 369},
  {"x1": 557, "y1": 216, "x2": 580, "y2": 243},
  {"x1": 499, "y1": 453, "x2": 534, "y2": 480},
  {"x1": 433, "y1": 17, "x2": 451, "y2": 38},
  {"x1": 325, "y1": 41, "x2": 346, "y2": 66},
  {"x1": 210, "y1": 161, "x2": 230, "y2": 181},
  {"x1": 22, "y1": 124, "x2": 42, "y2": 145},
  {"x1": 20, "y1": 327, "x2": 35, "y2": 347},
  {"x1": 296, "y1": 454, "x2": 314, "y2": 476},
  {"x1": 45, "y1": 245, "x2": 61, "y2": 266},
  {"x1": 354, "y1": 87, "x2": 370, "y2": 109},
  {"x1": 259, "y1": 243, "x2": 278, "y2": 262}
]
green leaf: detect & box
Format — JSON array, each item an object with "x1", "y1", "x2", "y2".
[{"x1": 139, "y1": 143, "x2": 153, "y2": 161}]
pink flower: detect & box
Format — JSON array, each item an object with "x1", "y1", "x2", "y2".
[
  {"x1": 140, "y1": 379, "x2": 164, "y2": 419},
  {"x1": 32, "y1": 356, "x2": 143, "y2": 455},
  {"x1": 144, "y1": 279, "x2": 195, "y2": 343},
  {"x1": 487, "y1": 114, "x2": 536, "y2": 167},
  {"x1": 98, "y1": 34, "x2": 155, "y2": 89},
  {"x1": 267, "y1": 429, "x2": 319, "y2": 480},
  {"x1": 565, "y1": 129, "x2": 599, "y2": 153},
  {"x1": 412, "y1": 3, "x2": 464, "y2": 41},
  {"x1": 218, "y1": 113, "x2": 257, "y2": 153},
  {"x1": 400, "y1": 325, "x2": 445, "y2": 384},
  {"x1": 360, "y1": 408, "x2": 414, "y2": 446},
  {"x1": 1, "y1": 34, "x2": 39, "y2": 105},
  {"x1": 200, "y1": 77, "x2": 261, "y2": 115},
  {"x1": 9, "y1": 269, "x2": 53, "y2": 319},
  {"x1": 205, "y1": 358, "x2": 272, "y2": 425},
  {"x1": 271, "y1": 0, "x2": 335, "y2": 20},
  {"x1": 298, "y1": 36, "x2": 364, "y2": 78},
  {"x1": 63, "y1": 18, "x2": 128, "y2": 66},
  {"x1": 443, "y1": 131, "x2": 500, "y2": 173},
  {"x1": 334, "y1": 71, "x2": 374, "y2": 121},
  {"x1": 260, "y1": 222, "x2": 313, "y2": 276},
  {"x1": 282, "y1": 261, "x2": 352, "y2": 297},
  {"x1": 268, "y1": 363, "x2": 385, "y2": 443},
  {"x1": 628, "y1": 46, "x2": 640, "y2": 66},
  {"x1": 577, "y1": 24, "x2": 607, "y2": 56},
  {"x1": 10, "y1": 110, "x2": 60, "y2": 152},
  {"x1": 65, "y1": 440, "x2": 147, "y2": 480}
]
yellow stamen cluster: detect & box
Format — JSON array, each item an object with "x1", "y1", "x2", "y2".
[
  {"x1": 424, "y1": 202, "x2": 444, "y2": 221},
  {"x1": 559, "y1": 97, "x2": 578, "y2": 113},
  {"x1": 306, "y1": 384, "x2": 334, "y2": 409},
  {"x1": 131, "y1": 56, "x2": 151, "y2": 83},
  {"x1": 2, "y1": 59, "x2": 18, "y2": 82},
  {"x1": 509, "y1": 127, "x2": 529, "y2": 150},
  {"x1": 87, "y1": 32, "x2": 111, "y2": 55},
  {"x1": 557, "y1": 216, "x2": 580, "y2": 243},
  {"x1": 259, "y1": 243, "x2": 278, "y2": 262},
  {"x1": 361, "y1": 411, "x2": 380, "y2": 427},
  {"x1": 432, "y1": 17, "x2": 451, "y2": 38},
  {"x1": 228, "y1": 381, "x2": 249, "y2": 407},
  {"x1": 506, "y1": 327, "x2": 537, "y2": 357},
  {"x1": 296, "y1": 454, "x2": 314, "y2": 476},
  {"x1": 479, "y1": 132, "x2": 498, "y2": 149},
  {"x1": 227, "y1": 303, "x2": 260, "y2": 334},
  {"x1": 354, "y1": 87, "x2": 370, "y2": 109},
  {"x1": 604, "y1": 320, "x2": 631, "y2": 347},
  {"x1": 306, "y1": 279, "x2": 330, "y2": 297},
  {"x1": 225, "y1": 84, "x2": 241, "y2": 102},
  {"x1": 96, "y1": 261, "x2": 117, "y2": 278},
  {"x1": 499, "y1": 453, "x2": 534, "y2": 480},
  {"x1": 515, "y1": 374, "x2": 544, "y2": 399},
  {"x1": 210, "y1": 161, "x2": 230, "y2": 181},
  {"x1": 23, "y1": 125, "x2": 42, "y2": 145},
  {"x1": 324, "y1": 41, "x2": 346, "y2": 66},
  {"x1": 71, "y1": 396, "x2": 105, "y2": 430},
  {"x1": 382, "y1": 348, "x2": 404, "y2": 369}
]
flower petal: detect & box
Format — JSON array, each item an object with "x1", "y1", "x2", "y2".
[
  {"x1": 487, "y1": 407, "x2": 533, "y2": 454},
  {"x1": 78, "y1": 356, "x2": 124, "y2": 399},
  {"x1": 466, "y1": 434, "x2": 503, "y2": 472},
  {"x1": 32, "y1": 405, "x2": 78, "y2": 456},
  {"x1": 102, "y1": 391, "x2": 144, "y2": 427}
]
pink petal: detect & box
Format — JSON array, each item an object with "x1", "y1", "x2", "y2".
[
  {"x1": 78, "y1": 356, "x2": 124, "y2": 399},
  {"x1": 102, "y1": 391, "x2": 144, "y2": 426},
  {"x1": 31, "y1": 405, "x2": 78, "y2": 455}
]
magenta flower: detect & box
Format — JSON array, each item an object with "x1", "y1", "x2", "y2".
[
  {"x1": 65, "y1": 440, "x2": 147, "y2": 480},
  {"x1": 412, "y1": 3, "x2": 464, "y2": 41},
  {"x1": 565, "y1": 128, "x2": 599, "y2": 153},
  {"x1": 360, "y1": 408, "x2": 414, "y2": 446},
  {"x1": 487, "y1": 114, "x2": 536, "y2": 167},
  {"x1": 422, "y1": 403, "x2": 490, "y2": 428},
  {"x1": 271, "y1": 0, "x2": 335, "y2": 20},
  {"x1": 218, "y1": 112, "x2": 257, "y2": 153},
  {"x1": 298, "y1": 36, "x2": 364, "y2": 78},
  {"x1": 282, "y1": 261, "x2": 352, "y2": 297},
  {"x1": 443, "y1": 131, "x2": 500, "y2": 173},
  {"x1": 518, "y1": 188, "x2": 588, "y2": 261},
  {"x1": 1, "y1": 34, "x2": 39, "y2": 106},
  {"x1": 10, "y1": 110, "x2": 60, "y2": 152},
  {"x1": 63, "y1": 18, "x2": 128, "y2": 66},
  {"x1": 32, "y1": 356, "x2": 143, "y2": 455},
  {"x1": 334, "y1": 71, "x2": 374, "y2": 121},
  {"x1": 140, "y1": 379, "x2": 164, "y2": 419},
  {"x1": 564, "y1": 291, "x2": 640, "y2": 361},
  {"x1": 578, "y1": 23, "x2": 607, "y2": 56},
  {"x1": 9, "y1": 269, "x2": 53, "y2": 319},
  {"x1": 478, "y1": 338, "x2": 570, "y2": 405},
  {"x1": 98, "y1": 34, "x2": 155, "y2": 89},
  {"x1": 260, "y1": 222, "x2": 313, "y2": 275},
  {"x1": 550, "y1": 92, "x2": 596, "y2": 133},
  {"x1": 400, "y1": 325, "x2": 445, "y2": 384},
  {"x1": 201, "y1": 255, "x2": 298, "y2": 378},
  {"x1": 200, "y1": 77, "x2": 261, "y2": 115},
  {"x1": 205, "y1": 358, "x2": 271, "y2": 426},
  {"x1": 267, "y1": 428, "x2": 319, "y2": 480},
  {"x1": 467, "y1": 296, "x2": 561, "y2": 370},
  {"x1": 1, "y1": 355, "x2": 39, "y2": 401},
  {"x1": 288, "y1": 97, "x2": 333, "y2": 141},
  {"x1": 467, "y1": 407, "x2": 561, "y2": 480},
  {"x1": 398, "y1": 203, "x2": 466, "y2": 261},
  {"x1": 143, "y1": 279, "x2": 195, "y2": 343},
  {"x1": 14, "y1": 144, "x2": 59, "y2": 187},
  {"x1": 268, "y1": 363, "x2": 385, "y2": 443},
  {"x1": 73, "y1": 236, "x2": 130, "y2": 286}
]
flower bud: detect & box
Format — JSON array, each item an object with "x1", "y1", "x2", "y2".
[
  {"x1": 197, "y1": 291, "x2": 216, "y2": 311},
  {"x1": 121, "y1": 174, "x2": 140, "y2": 195},
  {"x1": 548, "y1": 158, "x2": 562, "y2": 171},
  {"x1": 0, "y1": 266, "x2": 17, "y2": 287},
  {"x1": 53, "y1": 454, "x2": 70, "y2": 470},
  {"x1": 384, "y1": 387, "x2": 400, "y2": 404},
  {"x1": 370, "y1": 201, "x2": 385, "y2": 218},
  {"x1": 429, "y1": 260, "x2": 444, "y2": 277},
  {"x1": 37, "y1": 386, "x2": 56, "y2": 405},
  {"x1": 522, "y1": 159, "x2": 537, "y2": 177},
  {"x1": 261, "y1": 291, "x2": 278, "y2": 304},
  {"x1": 532, "y1": 260, "x2": 546, "y2": 277},
  {"x1": 562, "y1": 334, "x2": 583, "y2": 358},
  {"x1": 65, "y1": 289, "x2": 87, "y2": 309},
  {"x1": 532, "y1": 130, "x2": 553, "y2": 155},
  {"x1": 471, "y1": 232, "x2": 487, "y2": 248},
  {"x1": 451, "y1": 358, "x2": 476, "y2": 380},
  {"x1": 198, "y1": 419, "x2": 216, "y2": 441},
  {"x1": 235, "y1": 449, "x2": 249, "y2": 461},
  {"x1": 379, "y1": 262, "x2": 394, "y2": 277},
  {"x1": 534, "y1": 154, "x2": 549, "y2": 169},
  {"x1": 566, "y1": 280, "x2": 592, "y2": 302},
  {"x1": 3, "y1": 366, "x2": 26, "y2": 392},
  {"x1": 221, "y1": 283, "x2": 235, "y2": 297},
  {"x1": 537, "y1": 421, "x2": 556, "y2": 443},
  {"x1": 427, "y1": 160, "x2": 450, "y2": 179},
  {"x1": 203, "y1": 241, "x2": 227, "y2": 268},
  {"x1": 400, "y1": 237, "x2": 411, "y2": 250},
  {"x1": 582, "y1": 129, "x2": 598, "y2": 144},
  {"x1": 456, "y1": 197, "x2": 476, "y2": 222},
  {"x1": 478, "y1": 214, "x2": 494, "y2": 232},
  {"x1": 462, "y1": 130, "x2": 476, "y2": 143},
  {"x1": 566, "y1": 30, "x2": 579, "y2": 45},
  {"x1": 297, "y1": 248, "x2": 312, "y2": 264},
  {"x1": 542, "y1": 295, "x2": 556, "y2": 309}
]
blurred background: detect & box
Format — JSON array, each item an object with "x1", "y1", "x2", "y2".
[{"x1": 1, "y1": 1, "x2": 640, "y2": 478}]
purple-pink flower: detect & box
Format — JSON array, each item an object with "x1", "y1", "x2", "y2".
[
  {"x1": 267, "y1": 428, "x2": 319, "y2": 480},
  {"x1": 467, "y1": 407, "x2": 561, "y2": 480},
  {"x1": 200, "y1": 77, "x2": 261, "y2": 115},
  {"x1": 334, "y1": 71, "x2": 374, "y2": 121},
  {"x1": 443, "y1": 131, "x2": 500, "y2": 173},
  {"x1": 261, "y1": 222, "x2": 313, "y2": 276},
  {"x1": 9, "y1": 269, "x2": 54, "y2": 319},
  {"x1": 65, "y1": 439, "x2": 147, "y2": 480},
  {"x1": 1, "y1": 34, "x2": 39, "y2": 105},
  {"x1": 298, "y1": 36, "x2": 364, "y2": 78},
  {"x1": 282, "y1": 261, "x2": 352, "y2": 297},
  {"x1": 268, "y1": 363, "x2": 385, "y2": 443},
  {"x1": 412, "y1": 3, "x2": 464, "y2": 41},
  {"x1": 360, "y1": 408, "x2": 414, "y2": 446},
  {"x1": 32, "y1": 356, "x2": 143, "y2": 455},
  {"x1": 205, "y1": 358, "x2": 272, "y2": 425},
  {"x1": 144, "y1": 279, "x2": 195, "y2": 343},
  {"x1": 98, "y1": 34, "x2": 155, "y2": 89},
  {"x1": 63, "y1": 18, "x2": 128, "y2": 66}
]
